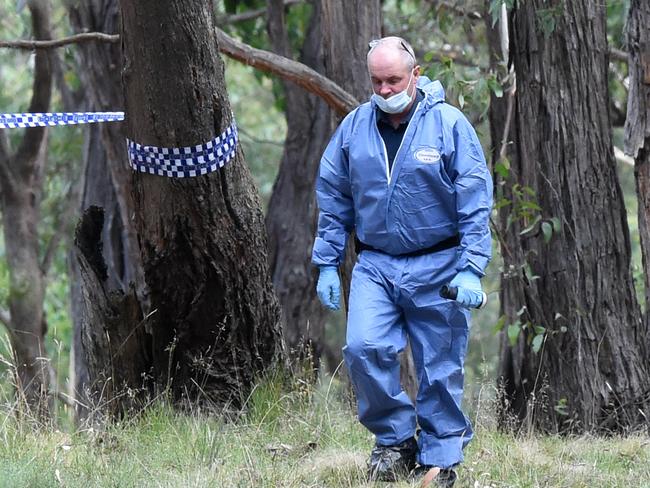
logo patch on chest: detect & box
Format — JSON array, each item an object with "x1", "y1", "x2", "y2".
[{"x1": 414, "y1": 148, "x2": 441, "y2": 163}]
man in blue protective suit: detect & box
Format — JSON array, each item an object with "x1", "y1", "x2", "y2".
[{"x1": 311, "y1": 36, "x2": 492, "y2": 486}]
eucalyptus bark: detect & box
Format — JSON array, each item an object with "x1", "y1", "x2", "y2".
[
  {"x1": 625, "y1": 0, "x2": 650, "y2": 352},
  {"x1": 496, "y1": 1, "x2": 650, "y2": 433},
  {"x1": 73, "y1": 206, "x2": 148, "y2": 421},
  {"x1": 68, "y1": 0, "x2": 141, "y2": 296},
  {"x1": 117, "y1": 0, "x2": 283, "y2": 406},
  {"x1": 67, "y1": 0, "x2": 144, "y2": 420},
  {"x1": 0, "y1": 0, "x2": 53, "y2": 419}
]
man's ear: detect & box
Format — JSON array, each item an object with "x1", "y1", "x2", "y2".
[{"x1": 413, "y1": 65, "x2": 421, "y2": 79}]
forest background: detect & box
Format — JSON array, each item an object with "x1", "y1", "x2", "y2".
[{"x1": 0, "y1": 0, "x2": 649, "y2": 486}]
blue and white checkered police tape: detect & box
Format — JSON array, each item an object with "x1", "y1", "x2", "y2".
[
  {"x1": 0, "y1": 111, "x2": 238, "y2": 178},
  {"x1": 0, "y1": 112, "x2": 124, "y2": 128},
  {"x1": 126, "y1": 120, "x2": 238, "y2": 178}
]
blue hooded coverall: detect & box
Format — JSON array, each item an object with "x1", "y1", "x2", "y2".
[{"x1": 312, "y1": 77, "x2": 493, "y2": 468}]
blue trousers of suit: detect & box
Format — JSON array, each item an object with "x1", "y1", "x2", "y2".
[{"x1": 343, "y1": 248, "x2": 472, "y2": 468}]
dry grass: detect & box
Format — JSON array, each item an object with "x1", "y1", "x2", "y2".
[{"x1": 0, "y1": 363, "x2": 649, "y2": 487}]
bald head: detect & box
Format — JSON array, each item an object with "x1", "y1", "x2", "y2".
[
  {"x1": 367, "y1": 36, "x2": 416, "y2": 72},
  {"x1": 367, "y1": 36, "x2": 420, "y2": 111}
]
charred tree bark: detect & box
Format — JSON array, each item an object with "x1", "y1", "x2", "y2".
[
  {"x1": 67, "y1": 0, "x2": 145, "y2": 421},
  {"x1": 73, "y1": 206, "x2": 149, "y2": 420},
  {"x1": 69, "y1": 123, "x2": 135, "y2": 421},
  {"x1": 496, "y1": 1, "x2": 650, "y2": 433},
  {"x1": 68, "y1": 0, "x2": 142, "y2": 296},
  {"x1": 625, "y1": 0, "x2": 650, "y2": 353},
  {"x1": 0, "y1": 0, "x2": 53, "y2": 419},
  {"x1": 118, "y1": 0, "x2": 283, "y2": 406}
]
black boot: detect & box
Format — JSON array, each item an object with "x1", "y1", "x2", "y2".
[{"x1": 367, "y1": 437, "x2": 418, "y2": 482}]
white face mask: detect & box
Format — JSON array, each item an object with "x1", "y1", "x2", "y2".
[{"x1": 371, "y1": 71, "x2": 415, "y2": 114}]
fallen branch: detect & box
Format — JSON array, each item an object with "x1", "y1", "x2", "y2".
[
  {"x1": 609, "y1": 47, "x2": 628, "y2": 63},
  {"x1": 55, "y1": 390, "x2": 76, "y2": 408}
]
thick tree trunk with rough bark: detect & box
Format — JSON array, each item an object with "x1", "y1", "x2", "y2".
[
  {"x1": 68, "y1": 0, "x2": 142, "y2": 296},
  {"x1": 625, "y1": 0, "x2": 650, "y2": 353},
  {"x1": 496, "y1": 1, "x2": 650, "y2": 433},
  {"x1": 116, "y1": 0, "x2": 283, "y2": 406},
  {"x1": 3, "y1": 182, "x2": 49, "y2": 414},
  {"x1": 0, "y1": 0, "x2": 53, "y2": 419},
  {"x1": 70, "y1": 123, "x2": 138, "y2": 420}
]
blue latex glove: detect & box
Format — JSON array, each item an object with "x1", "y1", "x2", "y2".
[
  {"x1": 316, "y1": 266, "x2": 341, "y2": 311},
  {"x1": 449, "y1": 269, "x2": 485, "y2": 309}
]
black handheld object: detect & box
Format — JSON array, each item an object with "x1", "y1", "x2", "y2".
[
  {"x1": 440, "y1": 285, "x2": 458, "y2": 300},
  {"x1": 440, "y1": 284, "x2": 488, "y2": 309}
]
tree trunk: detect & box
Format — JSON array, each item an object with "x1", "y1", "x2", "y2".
[
  {"x1": 69, "y1": 123, "x2": 134, "y2": 421},
  {"x1": 264, "y1": 0, "x2": 389, "y2": 380},
  {"x1": 625, "y1": 0, "x2": 650, "y2": 353},
  {"x1": 483, "y1": 0, "x2": 531, "y2": 427},
  {"x1": 320, "y1": 0, "x2": 381, "y2": 102},
  {"x1": 265, "y1": 0, "x2": 332, "y2": 370},
  {"x1": 67, "y1": 0, "x2": 145, "y2": 421},
  {"x1": 0, "y1": 0, "x2": 53, "y2": 419},
  {"x1": 117, "y1": 0, "x2": 283, "y2": 407},
  {"x1": 497, "y1": 1, "x2": 650, "y2": 433},
  {"x1": 74, "y1": 206, "x2": 148, "y2": 421},
  {"x1": 318, "y1": 0, "x2": 420, "y2": 399},
  {"x1": 68, "y1": 0, "x2": 142, "y2": 297},
  {"x1": 3, "y1": 180, "x2": 49, "y2": 416}
]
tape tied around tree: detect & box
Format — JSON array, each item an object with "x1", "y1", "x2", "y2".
[
  {"x1": 126, "y1": 120, "x2": 238, "y2": 178},
  {"x1": 0, "y1": 112, "x2": 124, "y2": 128}
]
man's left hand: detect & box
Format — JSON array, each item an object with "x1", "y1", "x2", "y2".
[{"x1": 449, "y1": 269, "x2": 484, "y2": 309}]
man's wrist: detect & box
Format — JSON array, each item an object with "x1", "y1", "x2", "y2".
[
  {"x1": 319, "y1": 264, "x2": 338, "y2": 272},
  {"x1": 456, "y1": 265, "x2": 483, "y2": 278}
]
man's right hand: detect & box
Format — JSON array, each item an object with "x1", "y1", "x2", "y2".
[{"x1": 316, "y1": 265, "x2": 341, "y2": 310}]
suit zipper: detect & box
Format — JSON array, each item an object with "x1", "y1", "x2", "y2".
[{"x1": 377, "y1": 101, "x2": 422, "y2": 185}]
